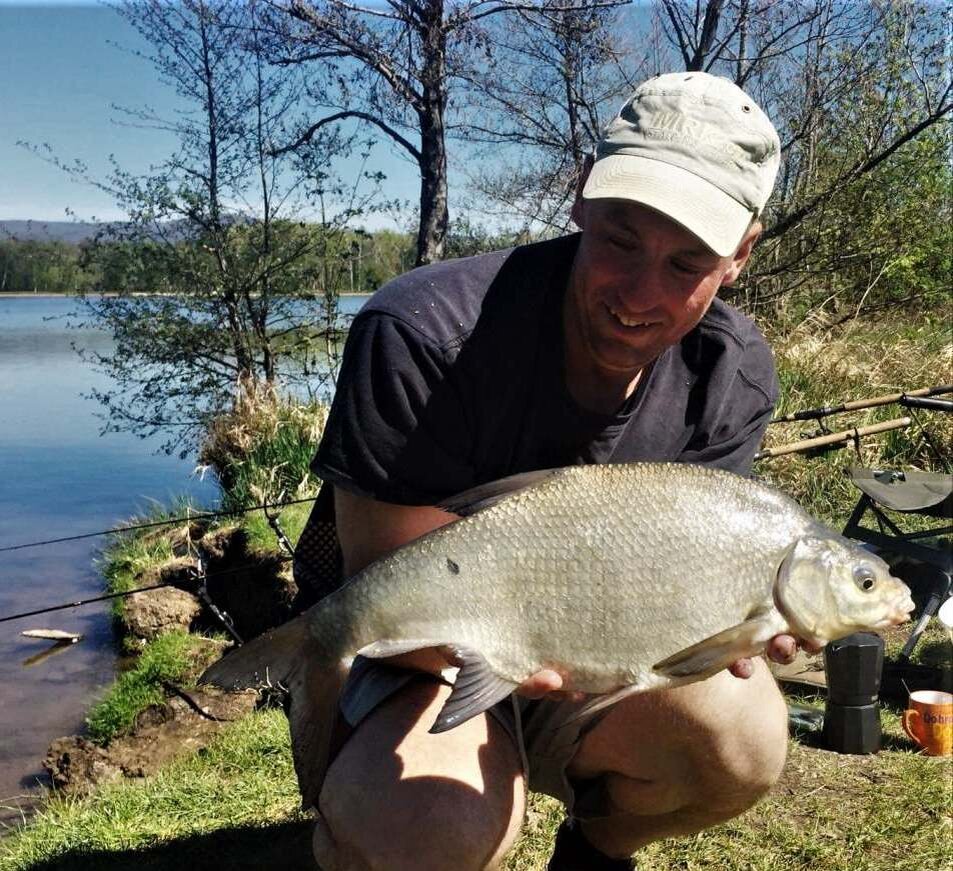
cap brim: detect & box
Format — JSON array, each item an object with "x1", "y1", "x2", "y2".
[{"x1": 581, "y1": 154, "x2": 753, "y2": 257}]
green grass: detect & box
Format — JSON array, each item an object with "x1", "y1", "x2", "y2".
[
  {"x1": 0, "y1": 710, "x2": 308, "y2": 871},
  {"x1": 85, "y1": 631, "x2": 222, "y2": 745},
  {"x1": 241, "y1": 500, "x2": 313, "y2": 555},
  {"x1": 757, "y1": 316, "x2": 952, "y2": 527},
  {"x1": 100, "y1": 518, "x2": 181, "y2": 621},
  {"x1": 199, "y1": 389, "x2": 327, "y2": 513},
  {"x1": 2, "y1": 703, "x2": 948, "y2": 871}
]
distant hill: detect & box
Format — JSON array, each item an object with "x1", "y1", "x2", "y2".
[
  {"x1": 1, "y1": 217, "x2": 254, "y2": 245},
  {"x1": 0, "y1": 220, "x2": 108, "y2": 244}
]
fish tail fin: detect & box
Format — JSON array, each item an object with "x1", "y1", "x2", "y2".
[
  {"x1": 200, "y1": 615, "x2": 349, "y2": 808},
  {"x1": 199, "y1": 614, "x2": 312, "y2": 691}
]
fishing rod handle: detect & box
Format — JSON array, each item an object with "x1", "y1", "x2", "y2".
[{"x1": 755, "y1": 417, "x2": 911, "y2": 460}]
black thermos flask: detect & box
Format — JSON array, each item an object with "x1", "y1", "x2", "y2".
[{"x1": 823, "y1": 632, "x2": 885, "y2": 754}]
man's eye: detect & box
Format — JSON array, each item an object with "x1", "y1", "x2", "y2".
[{"x1": 672, "y1": 260, "x2": 701, "y2": 275}]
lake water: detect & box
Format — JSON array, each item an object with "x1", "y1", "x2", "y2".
[{"x1": 0, "y1": 294, "x2": 368, "y2": 827}]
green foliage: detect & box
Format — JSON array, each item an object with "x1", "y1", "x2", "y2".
[
  {"x1": 199, "y1": 385, "x2": 327, "y2": 513},
  {"x1": 0, "y1": 239, "x2": 94, "y2": 293},
  {"x1": 733, "y1": 1, "x2": 952, "y2": 324},
  {"x1": 757, "y1": 315, "x2": 952, "y2": 527},
  {"x1": 443, "y1": 216, "x2": 527, "y2": 259},
  {"x1": 85, "y1": 631, "x2": 218, "y2": 745}
]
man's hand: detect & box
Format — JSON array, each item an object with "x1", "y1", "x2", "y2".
[
  {"x1": 728, "y1": 635, "x2": 824, "y2": 679},
  {"x1": 515, "y1": 669, "x2": 586, "y2": 702}
]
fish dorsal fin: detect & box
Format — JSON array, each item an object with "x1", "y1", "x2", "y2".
[
  {"x1": 428, "y1": 645, "x2": 519, "y2": 733},
  {"x1": 357, "y1": 639, "x2": 447, "y2": 659},
  {"x1": 436, "y1": 468, "x2": 564, "y2": 517}
]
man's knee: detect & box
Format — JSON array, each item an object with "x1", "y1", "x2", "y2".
[
  {"x1": 695, "y1": 703, "x2": 788, "y2": 815},
  {"x1": 657, "y1": 663, "x2": 789, "y2": 815},
  {"x1": 573, "y1": 660, "x2": 789, "y2": 821},
  {"x1": 314, "y1": 681, "x2": 525, "y2": 871}
]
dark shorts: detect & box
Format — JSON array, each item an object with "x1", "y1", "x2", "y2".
[{"x1": 337, "y1": 656, "x2": 608, "y2": 816}]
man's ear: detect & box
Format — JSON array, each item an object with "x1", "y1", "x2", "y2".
[
  {"x1": 570, "y1": 155, "x2": 594, "y2": 229},
  {"x1": 721, "y1": 221, "x2": 761, "y2": 286}
]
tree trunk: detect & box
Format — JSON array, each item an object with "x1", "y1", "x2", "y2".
[{"x1": 414, "y1": 1, "x2": 449, "y2": 266}]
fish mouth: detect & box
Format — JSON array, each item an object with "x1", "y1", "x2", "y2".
[
  {"x1": 886, "y1": 589, "x2": 916, "y2": 626},
  {"x1": 871, "y1": 584, "x2": 916, "y2": 628}
]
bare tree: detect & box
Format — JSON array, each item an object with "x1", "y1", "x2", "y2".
[
  {"x1": 266, "y1": 0, "x2": 627, "y2": 265},
  {"x1": 459, "y1": 0, "x2": 638, "y2": 232},
  {"x1": 658, "y1": 0, "x2": 952, "y2": 315}
]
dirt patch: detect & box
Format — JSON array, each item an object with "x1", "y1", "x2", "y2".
[
  {"x1": 44, "y1": 687, "x2": 258, "y2": 797},
  {"x1": 198, "y1": 528, "x2": 297, "y2": 640},
  {"x1": 118, "y1": 527, "x2": 297, "y2": 643}
]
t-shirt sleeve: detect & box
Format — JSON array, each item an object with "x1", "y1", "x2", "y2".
[
  {"x1": 677, "y1": 330, "x2": 779, "y2": 476},
  {"x1": 311, "y1": 312, "x2": 474, "y2": 505}
]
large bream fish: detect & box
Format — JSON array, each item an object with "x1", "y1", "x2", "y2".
[{"x1": 202, "y1": 462, "x2": 914, "y2": 806}]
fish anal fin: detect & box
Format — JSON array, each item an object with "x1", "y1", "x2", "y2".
[
  {"x1": 652, "y1": 618, "x2": 776, "y2": 679},
  {"x1": 558, "y1": 684, "x2": 643, "y2": 728},
  {"x1": 429, "y1": 646, "x2": 518, "y2": 733}
]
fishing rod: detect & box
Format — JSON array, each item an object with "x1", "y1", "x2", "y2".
[
  {"x1": 754, "y1": 417, "x2": 912, "y2": 461},
  {"x1": 0, "y1": 494, "x2": 319, "y2": 554},
  {"x1": 0, "y1": 556, "x2": 291, "y2": 626},
  {"x1": 769, "y1": 385, "x2": 952, "y2": 424}
]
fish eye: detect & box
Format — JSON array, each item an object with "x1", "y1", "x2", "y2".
[{"x1": 853, "y1": 566, "x2": 877, "y2": 592}]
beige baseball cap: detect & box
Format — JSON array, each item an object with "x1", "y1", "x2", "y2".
[{"x1": 582, "y1": 72, "x2": 781, "y2": 256}]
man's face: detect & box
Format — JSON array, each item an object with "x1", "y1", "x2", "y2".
[{"x1": 566, "y1": 199, "x2": 754, "y2": 383}]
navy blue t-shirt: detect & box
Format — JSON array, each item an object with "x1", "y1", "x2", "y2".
[
  {"x1": 311, "y1": 233, "x2": 778, "y2": 505},
  {"x1": 293, "y1": 233, "x2": 778, "y2": 601}
]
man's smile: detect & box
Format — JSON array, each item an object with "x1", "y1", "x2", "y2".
[{"x1": 605, "y1": 303, "x2": 657, "y2": 330}]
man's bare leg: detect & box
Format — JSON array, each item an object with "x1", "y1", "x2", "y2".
[
  {"x1": 565, "y1": 659, "x2": 788, "y2": 859},
  {"x1": 313, "y1": 680, "x2": 526, "y2": 871}
]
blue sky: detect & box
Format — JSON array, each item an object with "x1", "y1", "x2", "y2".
[{"x1": 0, "y1": 2, "x2": 424, "y2": 228}]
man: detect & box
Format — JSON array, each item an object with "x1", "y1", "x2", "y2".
[{"x1": 294, "y1": 72, "x2": 800, "y2": 870}]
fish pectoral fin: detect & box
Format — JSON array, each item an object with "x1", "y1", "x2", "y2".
[
  {"x1": 429, "y1": 646, "x2": 519, "y2": 734},
  {"x1": 652, "y1": 618, "x2": 772, "y2": 679}
]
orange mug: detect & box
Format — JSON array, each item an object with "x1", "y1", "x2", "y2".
[{"x1": 902, "y1": 690, "x2": 953, "y2": 756}]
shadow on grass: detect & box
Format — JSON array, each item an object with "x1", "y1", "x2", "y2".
[{"x1": 22, "y1": 820, "x2": 317, "y2": 871}]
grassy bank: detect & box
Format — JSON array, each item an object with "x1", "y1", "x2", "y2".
[
  {"x1": 85, "y1": 631, "x2": 222, "y2": 745},
  {"x1": 757, "y1": 314, "x2": 951, "y2": 526},
  {"x1": 1, "y1": 706, "x2": 949, "y2": 871},
  {"x1": 2, "y1": 315, "x2": 950, "y2": 869}
]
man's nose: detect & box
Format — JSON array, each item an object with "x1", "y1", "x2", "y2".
[{"x1": 618, "y1": 260, "x2": 667, "y2": 311}]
